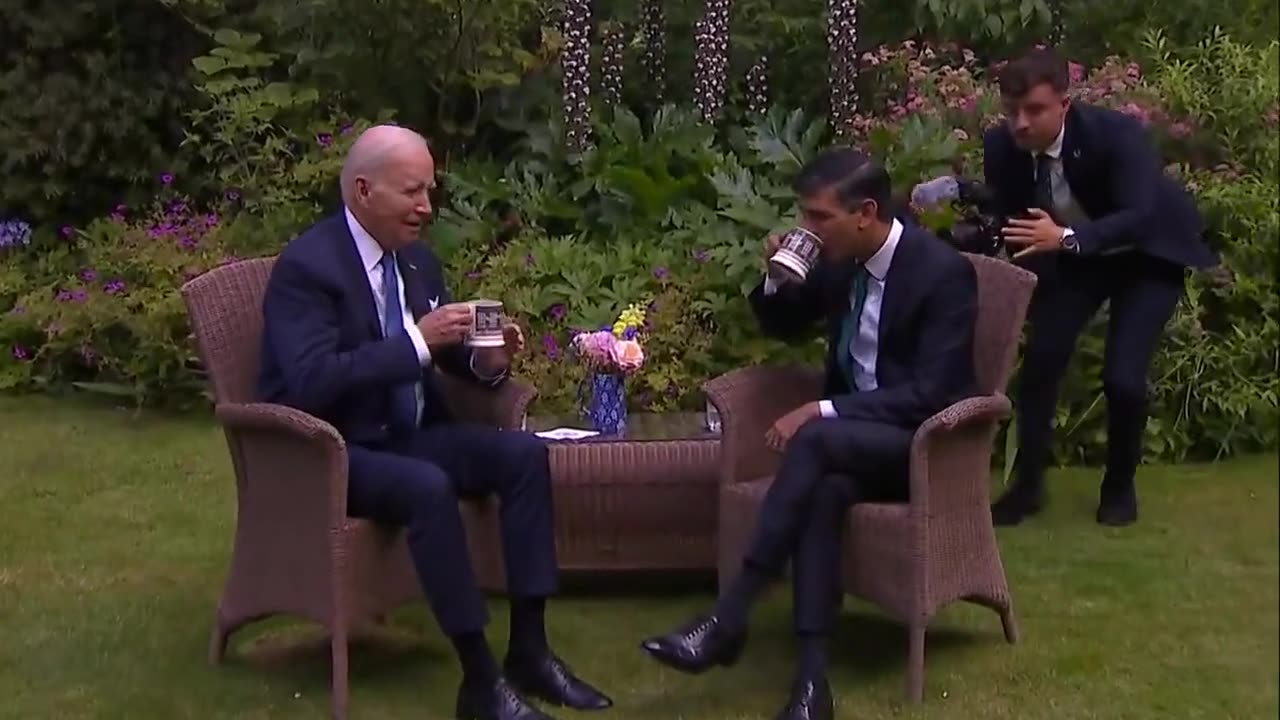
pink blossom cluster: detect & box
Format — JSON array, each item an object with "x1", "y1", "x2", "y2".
[
  {"x1": 571, "y1": 330, "x2": 645, "y2": 374},
  {"x1": 848, "y1": 41, "x2": 1204, "y2": 168}
]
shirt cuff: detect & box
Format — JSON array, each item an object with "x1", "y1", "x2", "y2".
[
  {"x1": 763, "y1": 274, "x2": 779, "y2": 296},
  {"x1": 406, "y1": 323, "x2": 432, "y2": 366},
  {"x1": 818, "y1": 400, "x2": 837, "y2": 418}
]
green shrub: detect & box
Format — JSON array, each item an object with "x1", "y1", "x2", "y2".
[
  {"x1": 1, "y1": 30, "x2": 1274, "y2": 467},
  {"x1": 0, "y1": 0, "x2": 204, "y2": 226}
]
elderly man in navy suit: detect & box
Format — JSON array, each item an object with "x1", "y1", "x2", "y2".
[
  {"x1": 984, "y1": 47, "x2": 1218, "y2": 527},
  {"x1": 256, "y1": 125, "x2": 611, "y2": 720}
]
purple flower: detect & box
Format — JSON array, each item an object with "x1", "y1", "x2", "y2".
[
  {"x1": 466, "y1": 271, "x2": 481, "y2": 279},
  {"x1": 178, "y1": 236, "x2": 197, "y2": 250},
  {"x1": 114, "y1": 203, "x2": 127, "y2": 214},
  {"x1": 318, "y1": 133, "x2": 334, "y2": 147},
  {"x1": 72, "y1": 289, "x2": 88, "y2": 303},
  {"x1": 693, "y1": 249, "x2": 709, "y2": 262},
  {"x1": 169, "y1": 200, "x2": 188, "y2": 214},
  {"x1": 623, "y1": 327, "x2": 638, "y2": 340},
  {"x1": 542, "y1": 333, "x2": 561, "y2": 359},
  {"x1": 110, "y1": 211, "x2": 125, "y2": 223},
  {"x1": 549, "y1": 304, "x2": 567, "y2": 321},
  {"x1": 205, "y1": 213, "x2": 219, "y2": 227},
  {"x1": 224, "y1": 189, "x2": 241, "y2": 202},
  {"x1": 60, "y1": 225, "x2": 75, "y2": 239},
  {"x1": 525, "y1": 254, "x2": 536, "y2": 267},
  {"x1": 653, "y1": 266, "x2": 669, "y2": 280},
  {"x1": 9, "y1": 305, "x2": 24, "y2": 315},
  {"x1": 104, "y1": 280, "x2": 126, "y2": 295},
  {"x1": 79, "y1": 268, "x2": 98, "y2": 282},
  {"x1": 11, "y1": 345, "x2": 30, "y2": 361},
  {"x1": 80, "y1": 346, "x2": 98, "y2": 365},
  {"x1": 340, "y1": 124, "x2": 354, "y2": 135},
  {"x1": 147, "y1": 223, "x2": 172, "y2": 238},
  {"x1": 160, "y1": 172, "x2": 174, "y2": 185}
]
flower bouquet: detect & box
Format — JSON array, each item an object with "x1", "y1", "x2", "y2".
[{"x1": 570, "y1": 303, "x2": 647, "y2": 434}]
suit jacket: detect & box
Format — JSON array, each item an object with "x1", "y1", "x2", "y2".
[
  {"x1": 983, "y1": 102, "x2": 1218, "y2": 269},
  {"x1": 256, "y1": 213, "x2": 497, "y2": 446},
  {"x1": 749, "y1": 225, "x2": 979, "y2": 429}
]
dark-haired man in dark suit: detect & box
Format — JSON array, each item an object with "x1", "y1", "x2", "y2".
[
  {"x1": 639, "y1": 148, "x2": 979, "y2": 720},
  {"x1": 257, "y1": 125, "x2": 611, "y2": 720},
  {"x1": 984, "y1": 48, "x2": 1218, "y2": 528}
]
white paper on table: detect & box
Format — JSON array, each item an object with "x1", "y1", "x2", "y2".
[{"x1": 533, "y1": 427, "x2": 601, "y2": 440}]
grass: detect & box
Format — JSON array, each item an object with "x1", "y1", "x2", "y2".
[{"x1": 0, "y1": 395, "x2": 1276, "y2": 720}]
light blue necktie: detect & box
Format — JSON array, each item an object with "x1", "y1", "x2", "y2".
[
  {"x1": 379, "y1": 252, "x2": 418, "y2": 433},
  {"x1": 837, "y1": 266, "x2": 869, "y2": 391}
]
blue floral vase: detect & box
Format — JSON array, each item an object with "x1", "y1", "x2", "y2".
[{"x1": 583, "y1": 372, "x2": 627, "y2": 435}]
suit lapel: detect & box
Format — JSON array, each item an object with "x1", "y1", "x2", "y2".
[
  {"x1": 332, "y1": 216, "x2": 383, "y2": 338},
  {"x1": 1060, "y1": 105, "x2": 1089, "y2": 191},
  {"x1": 876, "y1": 228, "x2": 916, "y2": 349},
  {"x1": 396, "y1": 252, "x2": 433, "y2": 321}
]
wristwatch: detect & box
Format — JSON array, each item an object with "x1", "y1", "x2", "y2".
[{"x1": 1060, "y1": 228, "x2": 1080, "y2": 253}]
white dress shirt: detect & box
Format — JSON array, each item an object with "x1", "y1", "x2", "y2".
[
  {"x1": 764, "y1": 218, "x2": 904, "y2": 418},
  {"x1": 345, "y1": 208, "x2": 431, "y2": 423}
]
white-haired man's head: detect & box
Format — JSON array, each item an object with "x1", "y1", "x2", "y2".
[{"x1": 340, "y1": 124, "x2": 435, "y2": 251}]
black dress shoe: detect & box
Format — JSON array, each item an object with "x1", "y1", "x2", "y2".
[
  {"x1": 991, "y1": 485, "x2": 1045, "y2": 527},
  {"x1": 504, "y1": 653, "x2": 613, "y2": 711},
  {"x1": 773, "y1": 676, "x2": 833, "y2": 720},
  {"x1": 640, "y1": 614, "x2": 746, "y2": 674},
  {"x1": 1096, "y1": 487, "x2": 1138, "y2": 526},
  {"x1": 455, "y1": 676, "x2": 556, "y2": 720}
]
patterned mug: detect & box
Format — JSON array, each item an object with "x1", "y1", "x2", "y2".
[
  {"x1": 768, "y1": 227, "x2": 824, "y2": 284},
  {"x1": 465, "y1": 299, "x2": 506, "y2": 347}
]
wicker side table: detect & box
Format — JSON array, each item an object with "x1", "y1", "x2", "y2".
[{"x1": 463, "y1": 412, "x2": 721, "y2": 590}]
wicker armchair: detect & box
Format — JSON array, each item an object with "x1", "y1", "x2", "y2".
[
  {"x1": 179, "y1": 256, "x2": 534, "y2": 720},
  {"x1": 710, "y1": 253, "x2": 1037, "y2": 703}
]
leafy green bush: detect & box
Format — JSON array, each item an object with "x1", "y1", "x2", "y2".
[
  {"x1": 1, "y1": 28, "x2": 1274, "y2": 466},
  {"x1": 0, "y1": 0, "x2": 204, "y2": 226}
]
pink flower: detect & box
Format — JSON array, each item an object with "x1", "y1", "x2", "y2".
[
  {"x1": 611, "y1": 340, "x2": 644, "y2": 371},
  {"x1": 1068, "y1": 62, "x2": 1085, "y2": 83},
  {"x1": 1168, "y1": 121, "x2": 1193, "y2": 139},
  {"x1": 1119, "y1": 102, "x2": 1152, "y2": 125}
]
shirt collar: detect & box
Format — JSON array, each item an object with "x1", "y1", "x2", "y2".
[
  {"x1": 1043, "y1": 121, "x2": 1066, "y2": 159},
  {"x1": 863, "y1": 218, "x2": 902, "y2": 282},
  {"x1": 344, "y1": 206, "x2": 385, "y2": 273}
]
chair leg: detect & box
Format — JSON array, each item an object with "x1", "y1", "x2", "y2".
[
  {"x1": 208, "y1": 611, "x2": 231, "y2": 665},
  {"x1": 1000, "y1": 604, "x2": 1020, "y2": 644},
  {"x1": 906, "y1": 623, "x2": 926, "y2": 703},
  {"x1": 331, "y1": 629, "x2": 350, "y2": 720}
]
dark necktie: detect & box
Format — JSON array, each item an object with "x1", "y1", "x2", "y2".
[
  {"x1": 380, "y1": 252, "x2": 418, "y2": 433},
  {"x1": 1034, "y1": 153, "x2": 1056, "y2": 218},
  {"x1": 836, "y1": 266, "x2": 870, "y2": 391}
]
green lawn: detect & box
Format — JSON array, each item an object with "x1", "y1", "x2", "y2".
[{"x1": 0, "y1": 395, "x2": 1276, "y2": 720}]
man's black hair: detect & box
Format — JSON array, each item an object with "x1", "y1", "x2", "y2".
[
  {"x1": 792, "y1": 146, "x2": 894, "y2": 222},
  {"x1": 997, "y1": 46, "x2": 1070, "y2": 98}
]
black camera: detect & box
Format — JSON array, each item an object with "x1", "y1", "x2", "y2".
[{"x1": 940, "y1": 179, "x2": 1009, "y2": 257}]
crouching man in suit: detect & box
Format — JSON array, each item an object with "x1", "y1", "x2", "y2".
[
  {"x1": 639, "y1": 148, "x2": 979, "y2": 720},
  {"x1": 985, "y1": 47, "x2": 1218, "y2": 527},
  {"x1": 256, "y1": 125, "x2": 611, "y2": 720}
]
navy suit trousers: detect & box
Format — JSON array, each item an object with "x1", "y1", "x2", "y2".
[{"x1": 347, "y1": 423, "x2": 558, "y2": 636}]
